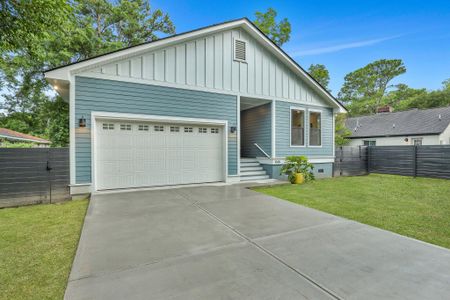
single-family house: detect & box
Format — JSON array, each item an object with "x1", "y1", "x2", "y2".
[
  {"x1": 0, "y1": 128, "x2": 51, "y2": 147},
  {"x1": 346, "y1": 106, "x2": 450, "y2": 146},
  {"x1": 44, "y1": 18, "x2": 346, "y2": 195}
]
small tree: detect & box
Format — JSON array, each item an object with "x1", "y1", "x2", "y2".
[{"x1": 335, "y1": 113, "x2": 351, "y2": 146}]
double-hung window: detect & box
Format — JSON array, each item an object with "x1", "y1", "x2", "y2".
[
  {"x1": 291, "y1": 109, "x2": 305, "y2": 146},
  {"x1": 309, "y1": 111, "x2": 322, "y2": 146}
]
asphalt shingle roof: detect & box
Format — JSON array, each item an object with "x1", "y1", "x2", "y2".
[
  {"x1": 0, "y1": 128, "x2": 51, "y2": 144},
  {"x1": 346, "y1": 106, "x2": 450, "y2": 138}
]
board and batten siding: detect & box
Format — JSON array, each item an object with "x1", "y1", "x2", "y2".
[
  {"x1": 275, "y1": 101, "x2": 334, "y2": 157},
  {"x1": 240, "y1": 103, "x2": 272, "y2": 158},
  {"x1": 87, "y1": 28, "x2": 328, "y2": 107},
  {"x1": 74, "y1": 76, "x2": 238, "y2": 184}
]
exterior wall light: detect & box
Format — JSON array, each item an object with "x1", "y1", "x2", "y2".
[
  {"x1": 230, "y1": 126, "x2": 237, "y2": 133},
  {"x1": 79, "y1": 116, "x2": 86, "y2": 128}
]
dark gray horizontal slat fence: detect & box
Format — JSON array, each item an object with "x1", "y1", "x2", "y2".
[
  {"x1": 416, "y1": 145, "x2": 450, "y2": 179},
  {"x1": 0, "y1": 148, "x2": 70, "y2": 208},
  {"x1": 335, "y1": 145, "x2": 450, "y2": 180},
  {"x1": 368, "y1": 146, "x2": 416, "y2": 176},
  {"x1": 334, "y1": 146, "x2": 368, "y2": 176}
]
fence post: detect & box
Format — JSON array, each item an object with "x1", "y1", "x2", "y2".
[
  {"x1": 413, "y1": 145, "x2": 417, "y2": 177},
  {"x1": 367, "y1": 146, "x2": 371, "y2": 173}
]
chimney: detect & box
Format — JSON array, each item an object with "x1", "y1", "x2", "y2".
[{"x1": 377, "y1": 105, "x2": 393, "y2": 113}]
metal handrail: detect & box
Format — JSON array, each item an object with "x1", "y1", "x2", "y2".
[{"x1": 253, "y1": 143, "x2": 271, "y2": 159}]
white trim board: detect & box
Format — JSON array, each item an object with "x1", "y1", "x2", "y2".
[
  {"x1": 289, "y1": 106, "x2": 306, "y2": 148},
  {"x1": 44, "y1": 18, "x2": 346, "y2": 113},
  {"x1": 307, "y1": 108, "x2": 323, "y2": 148}
]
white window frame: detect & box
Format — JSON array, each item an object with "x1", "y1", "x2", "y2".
[
  {"x1": 289, "y1": 106, "x2": 306, "y2": 147},
  {"x1": 233, "y1": 38, "x2": 248, "y2": 63},
  {"x1": 308, "y1": 109, "x2": 323, "y2": 148}
]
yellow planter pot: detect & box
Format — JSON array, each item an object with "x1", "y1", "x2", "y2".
[{"x1": 294, "y1": 173, "x2": 305, "y2": 184}]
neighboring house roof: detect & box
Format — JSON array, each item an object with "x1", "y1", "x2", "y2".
[
  {"x1": 0, "y1": 128, "x2": 51, "y2": 144},
  {"x1": 346, "y1": 106, "x2": 450, "y2": 138},
  {"x1": 44, "y1": 17, "x2": 346, "y2": 113}
]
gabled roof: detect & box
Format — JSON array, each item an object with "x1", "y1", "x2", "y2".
[
  {"x1": 0, "y1": 128, "x2": 51, "y2": 144},
  {"x1": 44, "y1": 18, "x2": 346, "y2": 112},
  {"x1": 346, "y1": 106, "x2": 450, "y2": 138}
]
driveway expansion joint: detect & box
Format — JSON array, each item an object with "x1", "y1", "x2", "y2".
[{"x1": 189, "y1": 199, "x2": 343, "y2": 300}]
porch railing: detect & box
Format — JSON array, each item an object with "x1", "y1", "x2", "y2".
[{"x1": 253, "y1": 143, "x2": 271, "y2": 159}]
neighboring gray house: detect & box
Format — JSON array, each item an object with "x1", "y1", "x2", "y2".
[
  {"x1": 346, "y1": 106, "x2": 450, "y2": 146},
  {"x1": 44, "y1": 18, "x2": 346, "y2": 195}
]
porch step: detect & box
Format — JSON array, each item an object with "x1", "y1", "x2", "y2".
[
  {"x1": 239, "y1": 157, "x2": 269, "y2": 182},
  {"x1": 240, "y1": 162, "x2": 260, "y2": 168},
  {"x1": 240, "y1": 170, "x2": 267, "y2": 176},
  {"x1": 240, "y1": 166, "x2": 264, "y2": 172},
  {"x1": 240, "y1": 158, "x2": 259, "y2": 163},
  {"x1": 240, "y1": 175, "x2": 270, "y2": 181}
]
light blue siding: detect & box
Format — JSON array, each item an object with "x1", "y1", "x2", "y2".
[
  {"x1": 74, "y1": 76, "x2": 238, "y2": 184},
  {"x1": 275, "y1": 101, "x2": 334, "y2": 157},
  {"x1": 240, "y1": 103, "x2": 272, "y2": 157}
]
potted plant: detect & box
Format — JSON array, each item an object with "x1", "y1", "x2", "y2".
[{"x1": 280, "y1": 156, "x2": 315, "y2": 184}]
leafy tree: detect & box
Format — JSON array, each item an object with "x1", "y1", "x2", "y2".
[
  {"x1": 442, "y1": 78, "x2": 450, "y2": 90},
  {"x1": 335, "y1": 113, "x2": 351, "y2": 146},
  {"x1": 383, "y1": 84, "x2": 427, "y2": 110},
  {"x1": 308, "y1": 64, "x2": 330, "y2": 91},
  {"x1": 113, "y1": 0, "x2": 175, "y2": 46},
  {"x1": 338, "y1": 59, "x2": 406, "y2": 115},
  {"x1": 75, "y1": 0, "x2": 175, "y2": 57},
  {"x1": 254, "y1": 8, "x2": 291, "y2": 46},
  {"x1": 0, "y1": 0, "x2": 175, "y2": 146},
  {"x1": 404, "y1": 81, "x2": 450, "y2": 109}
]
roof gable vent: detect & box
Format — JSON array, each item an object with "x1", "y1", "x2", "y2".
[{"x1": 234, "y1": 38, "x2": 247, "y2": 62}]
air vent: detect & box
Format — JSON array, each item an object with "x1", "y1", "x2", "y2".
[{"x1": 234, "y1": 39, "x2": 247, "y2": 62}]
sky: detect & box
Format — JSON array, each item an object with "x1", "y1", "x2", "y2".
[{"x1": 153, "y1": 0, "x2": 450, "y2": 96}]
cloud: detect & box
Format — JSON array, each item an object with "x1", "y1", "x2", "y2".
[{"x1": 290, "y1": 36, "x2": 400, "y2": 57}]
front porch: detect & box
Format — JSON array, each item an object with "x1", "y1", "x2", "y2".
[{"x1": 239, "y1": 97, "x2": 274, "y2": 181}]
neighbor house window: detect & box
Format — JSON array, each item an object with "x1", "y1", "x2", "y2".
[
  {"x1": 363, "y1": 140, "x2": 376, "y2": 146},
  {"x1": 309, "y1": 111, "x2": 321, "y2": 146},
  {"x1": 412, "y1": 138, "x2": 422, "y2": 146},
  {"x1": 291, "y1": 109, "x2": 305, "y2": 146}
]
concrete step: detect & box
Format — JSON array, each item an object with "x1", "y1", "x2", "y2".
[
  {"x1": 240, "y1": 162, "x2": 260, "y2": 167},
  {"x1": 240, "y1": 166, "x2": 263, "y2": 172},
  {"x1": 240, "y1": 158, "x2": 258, "y2": 163},
  {"x1": 240, "y1": 170, "x2": 267, "y2": 176},
  {"x1": 240, "y1": 175, "x2": 270, "y2": 181}
]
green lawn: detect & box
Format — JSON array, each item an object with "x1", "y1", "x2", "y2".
[
  {"x1": 0, "y1": 199, "x2": 88, "y2": 300},
  {"x1": 253, "y1": 174, "x2": 450, "y2": 249}
]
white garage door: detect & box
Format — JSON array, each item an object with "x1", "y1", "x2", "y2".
[{"x1": 95, "y1": 119, "x2": 224, "y2": 190}]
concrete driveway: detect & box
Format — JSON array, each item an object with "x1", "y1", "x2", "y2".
[{"x1": 66, "y1": 184, "x2": 450, "y2": 299}]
